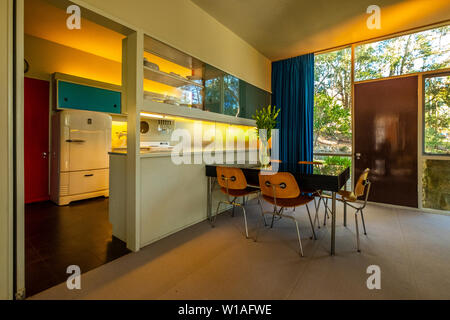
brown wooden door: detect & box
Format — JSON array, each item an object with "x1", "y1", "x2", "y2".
[{"x1": 354, "y1": 76, "x2": 418, "y2": 208}]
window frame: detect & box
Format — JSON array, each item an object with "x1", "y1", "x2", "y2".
[{"x1": 422, "y1": 71, "x2": 450, "y2": 157}]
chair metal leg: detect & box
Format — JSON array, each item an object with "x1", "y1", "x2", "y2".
[
  {"x1": 343, "y1": 201, "x2": 347, "y2": 227},
  {"x1": 294, "y1": 220, "x2": 304, "y2": 257},
  {"x1": 323, "y1": 198, "x2": 328, "y2": 226},
  {"x1": 241, "y1": 206, "x2": 249, "y2": 238},
  {"x1": 313, "y1": 196, "x2": 321, "y2": 229},
  {"x1": 258, "y1": 196, "x2": 267, "y2": 227},
  {"x1": 306, "y1": 204, "x2": 317, "y2": 240},
  {"x1": 270, "y1": 206, "x2": 277, "y2": 228},
  {"x1": 355, "y1": 211, "x2": 361, "y2": 252},
  {"x1": 231, "y1": 197, "x2": 236, "y2": 217},
  {"x1": 255, "y1": 211, "x2": 265, "y2": 242},
  {"x1": 213, "y1": 201, "x2": 224, "y2": 227},
  {"x1": 360, "y1": 209, "x2": 367, "y2": 235}
]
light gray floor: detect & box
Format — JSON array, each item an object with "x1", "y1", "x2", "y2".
[{"x1": 30, "y1": 200, "x2": 450, "y2": 300}]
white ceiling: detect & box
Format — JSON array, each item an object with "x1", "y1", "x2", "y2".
[{"x1": 191, "y1": 0, "x2": 450, "y2": 61}]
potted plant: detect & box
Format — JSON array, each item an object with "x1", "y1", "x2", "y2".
[{"x1": 253, "y1": 105, "x2": 280, "y2": 165}]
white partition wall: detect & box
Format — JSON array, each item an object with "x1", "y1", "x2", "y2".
[
  {"x1": 123, "y1": 32, "x2": 144, "y2": 252},
  {"x1": 0, "y1": 0, "x2": 15, "y2": 300}
]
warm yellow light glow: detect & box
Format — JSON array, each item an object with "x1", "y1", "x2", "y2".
[
  {"x1": 111, "y1": 120, "x2": 127, "y2": 149},
  {"x1": 143, "y1": 52, "x2": 192, "y2": 77},
  {"x1": 140, "y1": 112, "x2": 165, "y2": 119},
  {"x1": 292, "y1": 0, "x2": 450, "y2": 57},
  {"x1": 24, "y1": 0, "x2": 125, "y2": 63}
]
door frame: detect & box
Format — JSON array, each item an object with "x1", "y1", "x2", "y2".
[
  {"x1": 0, "y1": 0, "x2": 16, "y2": 301},
  {"x1": 11, "y1": 0, "x2": 140, "y2": 299}
]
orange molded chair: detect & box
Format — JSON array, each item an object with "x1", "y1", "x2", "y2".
[
  {"x1": 256, "y1": 172, "x2": 317, "y2": 256},
  {"x1": 337, "y1": 168, "x2": 371, "y2": 252},
  {"x1": 298, "y1": 160, "x2": 326, "y2": 228},
  {"x1": 214, "y1": 167, "x2": 260, "y2": 238},
  {"x1": 323, "y1": 168, "x2": 371, "y2": 252}
]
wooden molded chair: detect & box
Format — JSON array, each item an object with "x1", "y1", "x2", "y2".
[
  {"x1": 298, "y1": 160, "x2": 326, "y2": 228},
  {"x1": 256, "y1": 172, "x2": 317, "y2": 256},
  {"x1": 323, "y1": 168, "x2": 371, "y2": 252},
  {"x1": 337, "y1": 168, "x2": 371, "y2": 252},
  {"x1": 214, "y1": 167, "x2": 260, "y2": 238}
]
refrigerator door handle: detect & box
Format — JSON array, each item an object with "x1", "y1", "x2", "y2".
[{"x1": 66, "y1": 139, "x2": 86, "y2": 143}]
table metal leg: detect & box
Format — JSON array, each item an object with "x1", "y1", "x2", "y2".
[
  {"x1": 331, "y1": 192, "x2": 336, "y2": 255},
  {"x1": 343, "y1": 184, "x2": 347, "y2": 227},
  {"x1": 343, "y1": 203, "x2": 347, "y2": 227},
  {"x1": 207, "y1": 177, "x2": 212, "y2": 223}
]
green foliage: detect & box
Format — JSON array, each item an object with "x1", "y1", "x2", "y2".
[
  {"x1": 314, "y1": 25, "x2": 449, "y2": 154},
  {"x1": 252, "y1": 105, "x2": 280, "y2": 140},
  {"x1": 424, "y1": 75, "x2": 450, "y2": 154},
  {"x1": 355, "y1": 26, "x2": 449, "y2": 81},
  {"x1": 314, "y1": 47, "x2": 352, "y2": 153},
  {"x1": 323, "y1": 156, "x2": 352, "y2": 168}
]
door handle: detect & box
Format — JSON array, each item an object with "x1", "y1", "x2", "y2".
[
  {"x1": 42, "y1": 152, "x2": 48, "y2": 159},
  {"x1": 84, "y1": 174, "x2": 94, "y2": 177},
  {"x1": 66, "y1": 139, "x2": 86, "y2": 143},
  {"x1": 355, "y1": 153, "x2": 362, "y2": 160}
]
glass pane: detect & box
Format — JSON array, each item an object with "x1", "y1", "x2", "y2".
[
  {"x1": 424, "y1": 75, "x2": 450, "y2": 155},
  {"x1": 355, "y1": 25, "x2": 450, "y2": 81},
  {"x1": 204, "y1": 64, "x2": 222, "y2": 114},
  {"x1": 223, "y1": 74, "x2": 239, "y2": 116},
  {"x1": 422, "y1": 159, "x2": 450, "y2": 210},
  {"x1": 314, "y1": 155, "x2": 353, "y2": 190},
  {"x1": 314, "y1": 47, "x2": 352, "y2": 154},
  {"x1": 238, "y1": 80, "x2": 271, "y2": 119}
]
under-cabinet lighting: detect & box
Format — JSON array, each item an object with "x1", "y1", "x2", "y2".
[{"x1": 140, "y1": 112, "x2": 165, "y2": 119}]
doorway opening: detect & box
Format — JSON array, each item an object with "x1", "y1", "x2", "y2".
[{"x1": 23, "y1": 0, "x2": 132, "y2": 297}]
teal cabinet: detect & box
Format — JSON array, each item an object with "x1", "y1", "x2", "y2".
[{"x1": 57, "y1": 81, "x2": 121, "y2": 114}]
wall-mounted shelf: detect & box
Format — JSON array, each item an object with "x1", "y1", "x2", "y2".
[
  {"x1": 143, "y1": 66, "x2": 203, "y2": 89},
  {"x1": 142, "y1": 98, "x2": 256, "y2": 126}
]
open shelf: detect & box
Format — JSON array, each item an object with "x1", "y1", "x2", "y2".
[
  {"x1": 142, "y1": 98, "x2": 256, "y2": 126},
  {"x1": 143, "y1": 66, "x2": 204, "y2": 89}
]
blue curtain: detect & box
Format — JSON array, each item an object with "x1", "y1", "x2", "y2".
[{"x1": 272, "y1": 54, "x2": 314, "y2": 164}]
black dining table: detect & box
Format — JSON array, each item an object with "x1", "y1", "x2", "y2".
[{"x1": 205, "y1": 162, "x2": 351, "y2": 255}]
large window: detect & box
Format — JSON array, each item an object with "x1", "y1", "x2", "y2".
[
  {"x1": 314, "y1": 47, "x2": 352, "y2": 154},
  {"x1": 355, "y1": 25, "x2": 450, "y2": 81},
  {"x1": 424, "y1": 74, "x2": 450, "y2": 155}
]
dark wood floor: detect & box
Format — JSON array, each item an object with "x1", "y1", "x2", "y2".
[{"x1": 25, "y1": 197, "x2": 130, "y2": 297}]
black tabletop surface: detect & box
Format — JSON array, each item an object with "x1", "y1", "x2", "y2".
[{"x1": 205, "y1": 162, "x2": 350, "y2": 192}]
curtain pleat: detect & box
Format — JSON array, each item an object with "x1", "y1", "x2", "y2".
[{"x1": 272, "y1": 54, "x2": 314, "y2": 163}]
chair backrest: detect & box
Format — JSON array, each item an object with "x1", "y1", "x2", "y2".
[
  {"x1": 258, "y1": 172, "x2": 300, "y2": 199},
  {"x1": 216, "y1": 167, "x2": 247, "y2": 190},
  {"x1": 354, "y1": 168, "x2": 371, "y2": 197}
]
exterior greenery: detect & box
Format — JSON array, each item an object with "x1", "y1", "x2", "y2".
[
  {"x1": 424, "y1": 75, "x2": 450, "y2": 155},
  {"x1": 314, "y1": 48, "x2": 352, "y2": 154},
  {"x1": 314, "y1": 25, "x2": 449, "y2": 155},
  {"x1": 422, "y1": 159, "x2": 450, "y2": 210},
  {"x1": 355, "y1": 26, "x2": 449, "y2": 81}
]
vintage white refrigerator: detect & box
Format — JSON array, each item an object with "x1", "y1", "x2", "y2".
[{"x1": 50, "y1": 110, "x2": 112, "y2": 205}]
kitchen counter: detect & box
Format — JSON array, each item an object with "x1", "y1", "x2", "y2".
[{"x1": 108, "y1": 149, "x2": 256, "y2": 248}]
